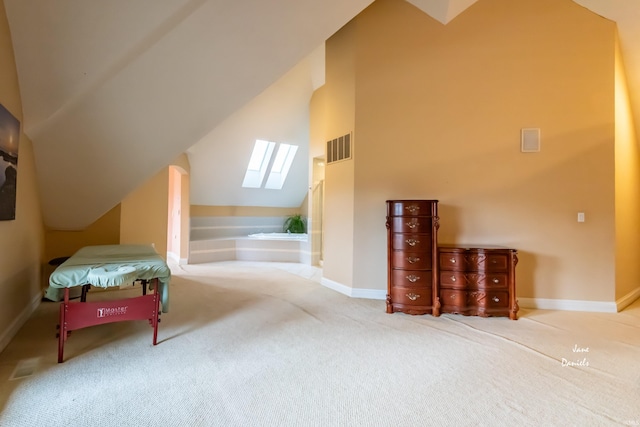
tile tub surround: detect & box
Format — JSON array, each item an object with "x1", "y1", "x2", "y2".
[{"x1": 189, "y1": 216, "x2": 311, "y2": 264}]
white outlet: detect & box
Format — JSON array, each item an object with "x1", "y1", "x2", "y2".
[{"x1": 577, "y1": 212, "x2": 585, "y2": 222}]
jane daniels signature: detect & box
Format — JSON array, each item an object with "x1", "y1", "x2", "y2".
[{"x1": 561, "y1": 344, "x2": 589, "y2": 367}]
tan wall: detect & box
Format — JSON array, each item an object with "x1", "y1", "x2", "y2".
[
  {"x1": 322, "y1": 19, "x2": 357, "y2": 286},
  {"x1": 120, "y1": 154, "x2": 191, "y2": 260},
  {"x1": 191, "y1": 205, "x2": 301, "y2": 217},
  {"x1": 120, "y1": 167, "x2": 169, "y2": 257},
  {"x1": 320, "y1": 0, "x2": 619, "y2": 301},
  {"x1": 44, "y1": 205, "x2": 121, "y2": 281},
  {"x1": 45, "y1": 205, "x2": 121, "y2": 261},
  {"x1": 0, "y1": 2, "x2": 45, "y2": 349},
  {"x1": 614, "y1": 34, "x2": 640, "y2": 302}
]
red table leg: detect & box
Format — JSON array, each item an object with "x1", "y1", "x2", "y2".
[
  {"x1": 58, "y1": 288, "x2": 70, "y2": 363},
  {"x1": 57, "y1": 279, "x2": 161, "y2": 363}
]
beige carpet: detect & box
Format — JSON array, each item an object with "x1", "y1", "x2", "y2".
[{"x1": 0, "y1": 261, "x2": 639, "y2": 426}]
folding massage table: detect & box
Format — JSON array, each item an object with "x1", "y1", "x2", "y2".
[{"x1": 47, "y1": 244, "x2": 171, "y2": 363}]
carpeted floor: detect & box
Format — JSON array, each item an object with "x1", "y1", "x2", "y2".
[{"x1": 0, "y1": 261, "x2": 639, "y2": 426}]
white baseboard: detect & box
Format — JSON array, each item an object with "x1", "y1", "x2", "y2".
[
  {"x1": 320, "y1": 278, "x2": 386, "y2": 300},
  {"x1": 318, "y1": 279, "x2": 639, "y2": 314},
  {"x1": 167, "y1": 251, "x2": 187, "y2": 264},
  {"x1": 320, "y1": 277, "x2": 352, "y2": 296},
  {"x1": 518, "y1": 297, "x2": 617, "y2": 313},
  {"x1": 616, "y1": 286, "x2": 640, "y2": 311},
  {"x1": 0, "y1": 293, "x2": 42, "y2": 353}
]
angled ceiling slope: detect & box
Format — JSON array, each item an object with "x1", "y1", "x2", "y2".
[
  {"x1": 4, "y1": 0, "x2": 375, "y2": 229},
  {"x1": 4, "y1": 0, "x2": 639, "y2": 230}
]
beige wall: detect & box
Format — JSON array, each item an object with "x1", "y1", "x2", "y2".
[
  {"x1": 191, "y1": 205, "x2": 301, "y2": 217},
  {"x1": 318, "y1": 0, "x2": 625, "y2": 302},
  {"x1": 0, "y1": 2, "x2": 45, "y2": 349},
  {"x1": 320, "y1": 19, "x2": 357, "y2": 286},
  {"x1": 614, "y1": 34, "x2": 640, "y2": 302},
  {"x1": 120, "y1": 167, "x2": 170, "y2": 257},
  {"x1": 120, "y1": 154, "x2": 191, "y2": 260},
  {"x1": 44, "y1": 205, "x2": 121, "y2": 281}
]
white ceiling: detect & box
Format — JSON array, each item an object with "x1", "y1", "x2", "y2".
[{"x1": 3, "y1": 0, "x2": 638, "y2": 229}]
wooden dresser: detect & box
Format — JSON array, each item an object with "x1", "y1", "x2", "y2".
[
  {"x1": 438, "y1": 246, "x2": 518, "y2": 320},
  {"x1": 385, "y1": 200, "x2": 440, "y2": 316}
]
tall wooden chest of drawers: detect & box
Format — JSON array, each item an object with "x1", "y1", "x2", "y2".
[
  {"x1": 385, "y1": 200, "x2": 440, "y2": 316},
  {"x1": 438, "y1": 246, "x2": 518, "y2": 320}
]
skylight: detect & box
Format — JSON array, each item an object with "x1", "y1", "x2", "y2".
[
  {"x1": 242, "y1": 139, "x2": 275, "y2": 188},
  {"x1": 265, "y1": 143, "x2": 298, "y2": 189},
  {"x1": 242, "y1": 140, "x2": 298, "y2": 190}
]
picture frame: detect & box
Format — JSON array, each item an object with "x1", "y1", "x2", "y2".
[{"x1": 0, "y1": 103, "x2": 20, "y2": 221}]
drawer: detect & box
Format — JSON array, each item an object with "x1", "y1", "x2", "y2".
[
  {"x1": 389, "y1": 217, "x2": 433, "y2": 234},
  {"x1": 440, "y1": 272, "x2": 508, "y2": 289},
  {"x1": 391, "y1": 251, "x2": 431, "y2": 270},
  {"x1": 442, "y1": 290, "x2": 509, "y2": 308},
  {"x1": 387, "y1": 201, "x2": 437, "y2": 217},
  {"x1": 391, "y1": 233, "x2": 432, "y2": 251},
  {"x1": 460, "y1": 290, "x2": 509, "y2": 308},
  {"x1": 439, "y1": 252, "x2": 465, "y2": 271},
  {"x1": 480, "y1": 291, "x2": 509, "y2": 309},
  {"x1": 440, "y1": 289, "x2": 467, "y2": 308},
  {"x1": 391, "y1": 269, "x2": 433, "y2": 288},
  {"x1": 439, "y1": 251, "x2": 510, "y2": 272},
  {"x1": 390, "y1": 286, "x2": 432, "y2": 307},
  {"x1": 472, "y1": 253, "x2": 509, "y2": 272},
  {"x1": 482, "y1": 273, "x2": 508, "y2": 288},
  {"x1": 439, "y1": 271, "x2": 467, "y2": 287}
]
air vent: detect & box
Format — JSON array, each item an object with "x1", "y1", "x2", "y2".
[
  {"x1": 521, "y1": 128, "x2": 540, "y2": 153},
  {"x1": 326, "y1": 132, "x2": 352, "y2": 164}
]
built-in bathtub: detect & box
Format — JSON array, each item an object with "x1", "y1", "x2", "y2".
[
  {"x1": 189, "y1": 232, "x2": 310, "y2": 264},
  {"x1": 247, "y1": 232, "x2": 308, "y2": 241}
]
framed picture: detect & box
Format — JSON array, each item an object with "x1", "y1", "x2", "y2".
[{"x1": 0, "y1": 103, "x2": 20, "y2": 221}]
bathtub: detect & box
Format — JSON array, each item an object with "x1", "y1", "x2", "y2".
[
  {"x1": 190, "y1": 233, "x2": 310, "y2": 264},
  {"x1": 247, "y1": 232, "x2": 308, "y2": 241}
]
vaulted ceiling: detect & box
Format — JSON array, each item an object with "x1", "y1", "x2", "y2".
[{"x1": 3, "y1": 0, "x2": 639, "y2": 229}]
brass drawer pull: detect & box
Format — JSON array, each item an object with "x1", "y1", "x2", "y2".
[
  {"x1": 406, "y1": 221, "x2": 420, "y2": 229},
  {"x1": 406, "y1": 293, "x2": 420, "y2": 301},
  {"x1": 492, "y1": 296, "x2": 500, "y2": 302},
  {"x1": 405, "y1": 206, "x2": 420, "y2": 214},
  {"x1": 492, "y1": 278, "x2": 500, "y2": 284},
  {"x1": 406, "y1": 275, "x2": 420, "y2": 283},
  {"x1": 449, "y1": 258, "x2": 456, "y2": 263},
  {"x1": 405, "y1": 238, "x2": 419, "y2": 246},
  {"x1": 450, "y1": 294, "x2": 456, "y2": 299},
  {"x1": 407, "y1": 257, "x2": 420, "y2": 264},
  {"x1": 451, "y1": 276, "x2": 456, "y2": 282}
]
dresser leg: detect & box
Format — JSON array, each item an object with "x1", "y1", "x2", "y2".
[
  {"x1": 432, "y1": 296, "x2": 441, "y2": 317},
  {"x1": 386, "y1": 295, "x2": 393, "y2": 313},
  {"x1": 510, "y1": 300, "x2": 519, "y2": 320}
]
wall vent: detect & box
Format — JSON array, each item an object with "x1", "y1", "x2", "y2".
[
  {"x1": 521, "y1": 128, "x2": 540, "y2": 153},
  {"x1": 326, "y1": 132, "x2": 352, "y2": 164}
]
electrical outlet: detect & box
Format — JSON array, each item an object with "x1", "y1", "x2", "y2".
[{"x1": 577, "y1": 212, "x2": 585, "y2": 222}]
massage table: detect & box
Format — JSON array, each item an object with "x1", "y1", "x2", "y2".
[{"x1": 48, "y1": 244, "x2": 171, "y2": 363}]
